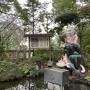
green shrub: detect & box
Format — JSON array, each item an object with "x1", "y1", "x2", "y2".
[{"x1": 0, "y1": 61, "x2": 23, "y2": 81}]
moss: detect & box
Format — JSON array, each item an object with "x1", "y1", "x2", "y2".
[
  {"x1": 85, "y1": 71, "x2": 90, "y2": 80},
  {"x1": 85, "y1": 76, "x2": 90, "y2": 80}
]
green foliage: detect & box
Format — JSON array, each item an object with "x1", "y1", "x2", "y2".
[
  {"x1": 31, "y1": 50, "x2": 52, "y2": 64},
  {"x1": 88, "y1": 0, "x2": 90, "y2": 3},
  {"x1": 0, "y1": 42, "x2": 5, "y2": 53},
  {"x1": 85, "y1": 70, "x2": 90, "y2": 80},
  {"x1": 52, "y1": 0, "x2": 78, "y2": 46},
  {"x1": 80, "y1": 5, "x2": 90, "y2": 17},
  {"x1": 0, "y1": 4, "x2": 10, "y2": 13},
  {"x1": 0, "y1": 34, "x2": 39, "y2": 80},
  {"x1": 17, "y1": 60, "x2": 39, "y2": 77},
  {"x1": 80, "y1": 23, "x2": 90, "y2": 52},
  {"x1": 53, "y1": 0, "x2": 76, "y2": 15},
  {"x1": 32, "y1": 76, "x2": 44, "y2": 89},
  {"x1": 0, "y1": 61, "x2": 23, "y2": 81},
  {"x1": 78, "y1": 23, "x2": 90, "y2": 67},
  {"x1": 27, "y1": 0, "x2": 39, "y2": 4},
  {"x1": 0, "y1": 34, "x2": 6, "y2": 60},
  {"x1": 29, "y1": 66, "x2": 39, "y2": 77},
  {"x1": 55, "y1": 13, "x2": 79, "y2": 25},
  {"x1": 32, "y1": 50, "x2": 61, "y2": 63},
  {"x1": 85, "y1": 75, "x2": 90, "y2": 80},
  {"x1": 0, "y1": 61, "x2": 15, "y2": 73},
  {"x1": 53, "y1": 0, "x2": 90, "y2": 69},
  {"x1": 0, "y1": 59, "x2": 39, "y2": 81},
  {"x1": 34, "y1": 50, "x2": 51, "y2": 58},
  {"x1": 0, "y1": 0, "x2": 12, "y2": 13},
  {"x1": 14, "y1": 0, "x2": 29, "y2": 22}
]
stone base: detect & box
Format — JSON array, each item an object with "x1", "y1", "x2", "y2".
[
  {"x1": 47, "y1": 82, "x2": 64, "y2": 90},
  {"x1": 44, "y1": 68, "x2": 69, "y2": 85}
]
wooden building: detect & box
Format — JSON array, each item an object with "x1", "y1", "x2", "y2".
[{"x1": 24, "y1": 34, "x2": 52, "y2": 49}]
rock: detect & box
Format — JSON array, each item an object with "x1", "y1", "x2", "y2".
[
  {"x1": 47, "y1": 82, "x2": 54, "y2": 90},
  {"x1": 47, "y1": 82, "x2": 64, "y2": 90}
]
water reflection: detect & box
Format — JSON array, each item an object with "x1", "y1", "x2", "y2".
[
  {"x1": 65, "y1": 83, "x2": 90, "y2": 90},
  {"x1": 0, "y1": 77, "x2": 90, "y2": 90},
  {"x1": 0, "y1": 76, "x2": 44, "y2": 90}
]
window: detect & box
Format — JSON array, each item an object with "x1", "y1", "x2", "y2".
[{"x1": 30, "y1": 37, "x2": 39, "y2": 48}]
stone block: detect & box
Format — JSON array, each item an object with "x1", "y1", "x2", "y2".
[{"x1": 44, "y1": 68, "x2": 69, "y2": 86}]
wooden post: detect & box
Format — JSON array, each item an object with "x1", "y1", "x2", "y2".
[{"x1": 29, "y1": 37, "x2": 31, "y2": 59}]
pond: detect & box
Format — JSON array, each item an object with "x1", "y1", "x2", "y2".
[{"x1": 0, "y1": 76, "x2": 90, "y2": 90}]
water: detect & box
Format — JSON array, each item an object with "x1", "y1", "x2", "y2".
[
  {"x1": 0, "y1": 76, "x2": 90, "y2": 90},
  {"x1": 65, "y1": 83, "x2": 90, "y2": 90},
  {"x1": 0, "y1": 76, "x2": 44, "y2": 90}
]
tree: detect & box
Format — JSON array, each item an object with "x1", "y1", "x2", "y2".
[
  {"x1": 52, "y1": 0, "x2": 77, "y2": 46},
  {"x1": 0, "y1": 21, "x2": 23, "y2": 49},
  {"x1": 0, "y1": 0, "x2": 33, "y2": 51},
  {"x1": 53, "y1": 0, "x2": 76, "y2": 16},
  {"x1": 14, "y1": 0, "x2": 29, "y2": 23},
  {"x1": 53, "y1": 0, "x2": 90, "y2": 67},
  {"x1": 0, "y1": 0, "x2": 11, "y2": 13},
  {"x1": 24, "y1": 0, "x2": 54, "y2": 33}
]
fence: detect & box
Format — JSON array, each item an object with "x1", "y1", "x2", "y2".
[
  {"x1": 4, "y1": 49, "x2": 61, "y2": 61},
  {"x1": 5, "y1": 50, "x2": 30, "y2": 60}
]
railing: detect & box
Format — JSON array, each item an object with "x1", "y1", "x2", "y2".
[
  {"x1": 5, "y1": 50, "x2": 30, "y2": 60},
  {"x1": 4, "y1": 49, "x2": 61, "y2": 61}
]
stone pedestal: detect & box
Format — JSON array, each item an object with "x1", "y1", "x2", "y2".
[
  {"x1": 44, "y1": 68, "x2": 69, "y2": 90},
  {"x1": 47, "y1": 82, "x2": 64, "y2": 90}
]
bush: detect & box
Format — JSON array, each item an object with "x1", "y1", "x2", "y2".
[
  {"x1": 0, "y1": 61, "x2": 23, "y2": 81},
  {"x1": 17, "y1": 60, "x2": 39, "y2": 77}
]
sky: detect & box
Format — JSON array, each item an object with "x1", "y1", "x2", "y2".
[
  {"x1": 17, "y1": 0, "x2": 88, "y2": 12},
  {"x1": 39, "y1": 0, "x2": 52, "y2": 12},
  {"x1": 76, "y1": 0, "x2": 87, "y2": 6},
  {"x1": 17, "y1": 0, "x2": 27, "y2": 5},
  {"x1": 17, "y1": 0, "x2": 52, "y2": 4},
  {"x1": 17, "y1": 0, "x2": 52, "y2": 12}
]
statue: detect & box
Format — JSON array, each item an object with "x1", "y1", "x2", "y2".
[{"x1": 56, "y1": 24, "x2": 85, "y2": 78}]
